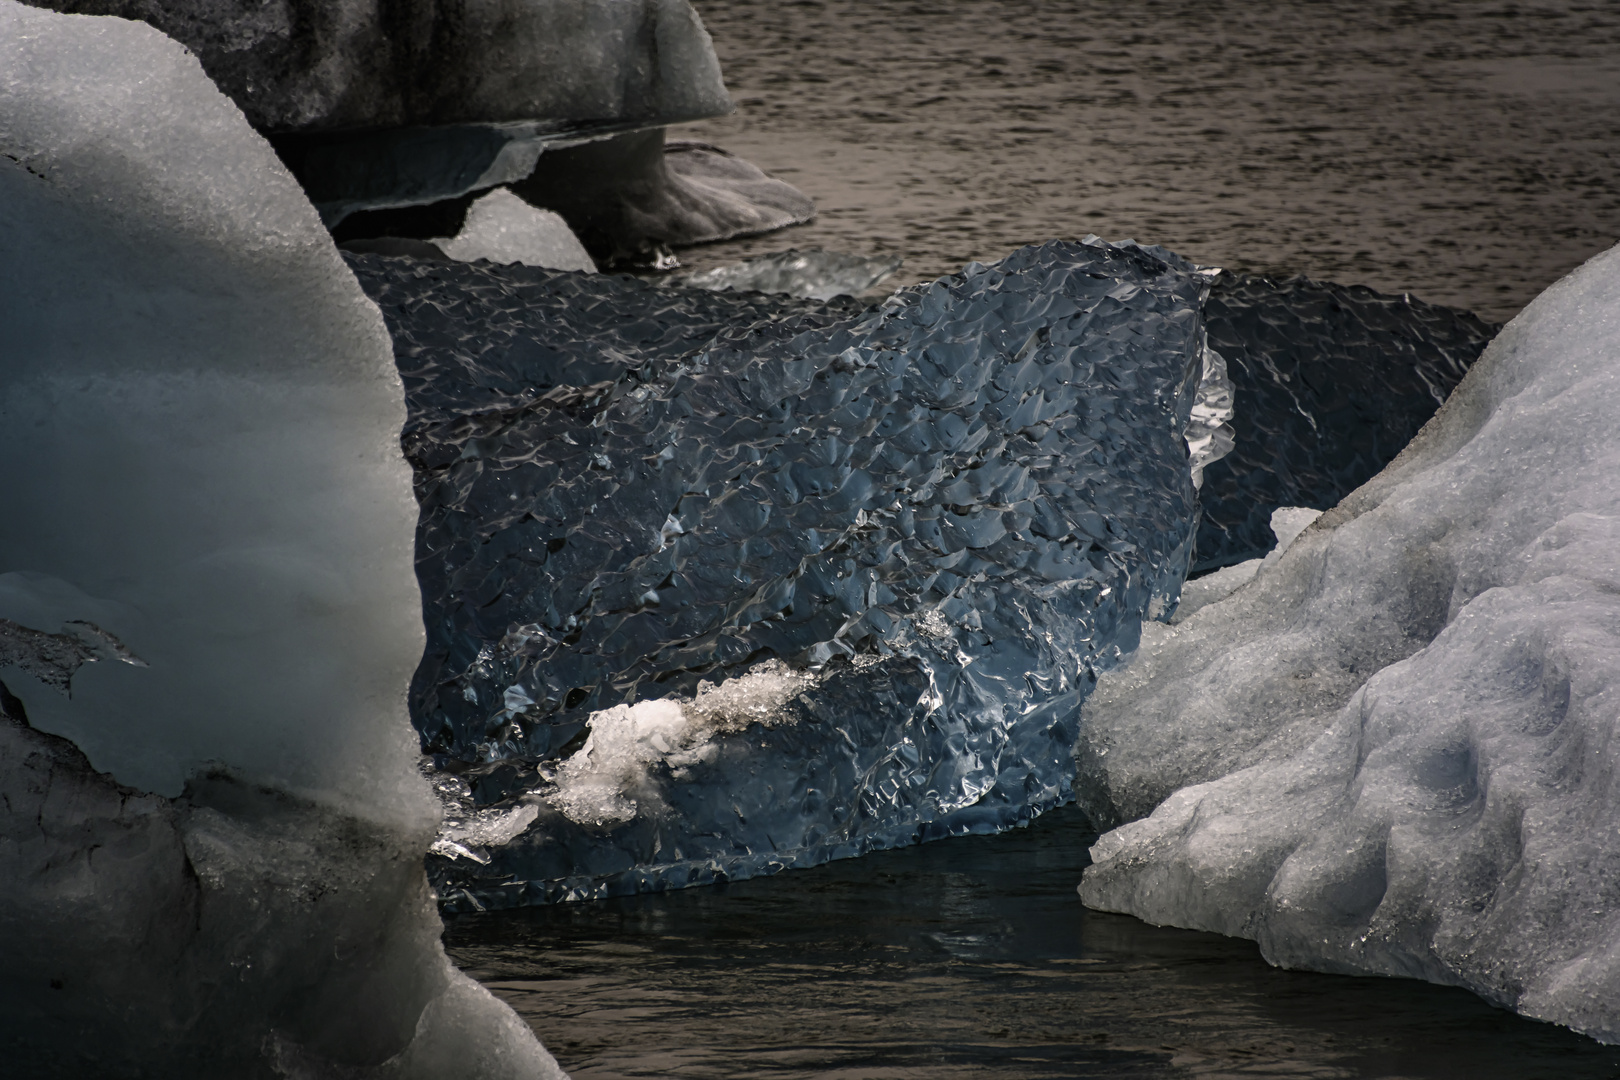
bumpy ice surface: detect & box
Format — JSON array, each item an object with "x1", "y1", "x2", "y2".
[
  {"x1": 1194, "y1": 272, "x2": 1495, "y2": 569},
  {"x1": 349, "y1": 239, "x2": 1213, "y2": 906},
  {"x1": 0, "y1": 5, "x2": 561, "y2": 1074},
  {"x1": 1078, "y1": 242, "x2": 1620, "y2": 1042},
  {"x1": 665, "y1": 247, "x2": 904, "y2": 300}
]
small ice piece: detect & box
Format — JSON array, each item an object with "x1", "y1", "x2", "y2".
[
  {"x1": 1077, "y1": 241, "x2": 1620, "y2": 1043},
  {"x1": 1184, "y1": 345, "x2": 1236, "y2": 489},
  {"x1": 436, "y1": 188, "x2": 597, "y2": 272},
  {"x1": 667, "y1": 248, "x2": 904, "y2": 300}
]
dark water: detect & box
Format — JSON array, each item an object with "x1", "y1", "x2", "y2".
[
  {"x1": 446, "y1": 3, "x2": 1620, "y2": 1074},
  {"x1": 445, "y1": 807, "x2": 1620, "y2": 1079},
  {"x1": 676, "y1": 0, "x2": 1620, "y2": 324}
]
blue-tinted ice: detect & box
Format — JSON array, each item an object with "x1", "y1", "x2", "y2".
[
  {"x1": 345, "y1": 241, "x2": 1496, "y2": 910},
  {"x1": 350, "y1": 239, "x2": 1210, "y2": 906}
]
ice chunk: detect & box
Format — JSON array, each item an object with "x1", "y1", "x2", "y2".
[
  {"x1": 349, "y1": 238, "x2": 1214, "y2": 906},
  {"x1": 1077, "y1": 242, "x2": 1620, "y2": 1042},
  {"x1": 666, "y1": 248, "x2": 904, "y2": 300},
  {"x1": 0, "y1": 5, "x2": 561, "y2": 1073},
  {"x1": 437, "y1": 188, "x2": 597, "y2": 272},
  {"x1": 1194, "y1": 272, "x2": 1496, "y2": 570}
]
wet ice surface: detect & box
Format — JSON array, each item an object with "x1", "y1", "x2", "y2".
[
  {"x1": 1195, "y1": 273, "x2": 1495, "y2": 569},
  {"x1": 444, "y1": 806, "x2": 1620, "y2": 1079},
  {"x1": 353, "y1": 238, "x2": 1210, "y2": 906},
  {"x1": 663, "y1": 247, "x2": 903, "y2": 300},
  {"x1": 674, "y1": 0, "x2": 1620, "y2": 325}
]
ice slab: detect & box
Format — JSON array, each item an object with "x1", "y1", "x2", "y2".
[
  {"x1": 436, "y1": 188, "x2": 597, "y2": 272},
  {"x1": 1078, "y1": 242, "x2": 1620, "y2": 1043},
  {"x1": 347, "y1": 238, "x2": 1213, "y2": 906},
  {"x1": 0, "y1": 4, "x2": 561, "y2": 1073},
  {"x1": 1194, "y1": 272, "x2": 1496, "y2": 570},
  {"x1": 665, "y1": 248, "x2": 904, "y2": 300}
]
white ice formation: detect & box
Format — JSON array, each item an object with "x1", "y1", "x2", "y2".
[
  {"x1": 1077, "y1": 242, "x2": 1620, "y2": 1041},
  {"x1": 437, "y1": 188, "x2": 597, "y2": 273},
  {"x1": 0, "y1": 5, "x2": 562, "y2": 1075}
]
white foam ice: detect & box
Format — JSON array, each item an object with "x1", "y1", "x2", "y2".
[
  {"x1": 0, "y1": 5, "x2": 563, "y2": 1074},
  {"x1": 1077, "y1": 241, "x2": 1620, "y2": 1042},
  {"x1": 541, "y1": 660, "x2": 815, "y2": 828},
  {"x1": 437, "y1": 188, "x2": 597, "y2": 272}
]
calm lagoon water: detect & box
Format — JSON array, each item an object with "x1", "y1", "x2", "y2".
[{"x1": 449, "y1": 3, "x2": 1620, "y2": 1075}]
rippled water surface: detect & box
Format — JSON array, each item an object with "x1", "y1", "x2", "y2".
[
  {"x1": 446, "y1": 808, "x2": 1620, "y2": 1079},
  {"x1": 676, "y1": 0, "x2": 1620, "y2": 323},
  {"x1": 448, "y1": 4, "x2": 1620, "y2": 1074}
]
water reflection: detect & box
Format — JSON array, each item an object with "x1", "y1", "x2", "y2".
[{"x1": 445, "y1": 807, "x2": 1620, "y2": 1078}]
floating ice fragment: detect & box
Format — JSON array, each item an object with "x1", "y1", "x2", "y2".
[{"x1": 435, "y1": 188, "x2": 597, "y2": 272}]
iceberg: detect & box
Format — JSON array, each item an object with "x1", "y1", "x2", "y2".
[
  {"x1": 28, "y1": 0, "x2": 731, "y2": 135},
  {"x1": 1078, "y1": 243, "x2": 1620, "y2": 1041},
  {"x1": 0, "y1": 4, "x2": 561, "y2": 1074},
  {"x1": 348, "y1": 239, "x2": 1215, "y2": 907}
]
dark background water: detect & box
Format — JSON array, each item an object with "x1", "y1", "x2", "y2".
[
  {"x1": 447, "y1": 3, "x2": 1620, "y2": 1075},
  {"x1": 447, "y1": 808, "x2": 1620, "y2": 1079}
]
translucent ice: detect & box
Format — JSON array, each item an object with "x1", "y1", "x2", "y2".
[
  {"x1": 350, "y1": 238, "x2": 1213, "y2": 906},
  {"x1": 666, "y1": 248, "x2": 904, "y2": 300},
  {"x1": 437, "y1": 188, "x2": 597, "y2": 272},
  {"x1": 1194, "y1": 272, "x2": 1495, "y2": 569},
  {"x1": 0, "y1": 5, "x2": 561, "y2": 1073},
  {"x1": 1078, "y1": 243, "x2": 1620, "y2": 1042}
]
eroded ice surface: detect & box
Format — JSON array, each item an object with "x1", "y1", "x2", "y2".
[
  {"x1": 1078, "y1": 242, "x2": 1620, "y2": 1042},
  {"x1": 665, "y1": 247, "x2": 904, "y2": 300},
  {"x1": 30, "y1": 0, "x2": 731, "y2": 134},
  {"x1": 0, "y1": 5, "x2": 561, "y2": 1074},
  {"x1": 350, "y1": 239, "x2": 1213, "y2": 906},
  {"x1": 436, "y1": 188, "x2": 597, "y2": 273}
]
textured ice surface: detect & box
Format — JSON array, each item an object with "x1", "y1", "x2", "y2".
[
  {"x1": 29, "y1": 0, "x2": 731, "y2": 134},
  {"x1": 1078, "y1": 243, "x2": 1620, "y2": 1042},
  {"x1": 0, "y1": 5, "x2": 561, "y2": 1074},
  {"x1": 437, "y1": 188, "x2": 597, "y2": 273},
  {"x1": 348, "y1": 239, "x2": 1212, "y2": 906},
  {"x1": 666, "y1": 248, "x2": 904, "y2": 300},
  {"x1": 1194, "y1": 272, "x2": 1496, "y2": 569}
]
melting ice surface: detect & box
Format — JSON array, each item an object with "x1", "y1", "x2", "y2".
[
  {"x1": 664, "y1": 247, "x2": 905, "y2": 300},
  {"x1": 346, "y1": 235, "x2": 1497, "y2": 910}
]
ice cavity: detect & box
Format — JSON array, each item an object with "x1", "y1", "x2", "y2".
[
  {"x1": 436, "y1": 188, "x2": 597, "y2": 273},
  {"x1": 1077, "y1": 242, "x2": 1620, "y2": 1042},
  {"x1": 666, "y1": 248, "x2": 904, "y2": 300},
  {"x1": 0, "y1": 5, "x2": 561, "y2": 1074}
]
